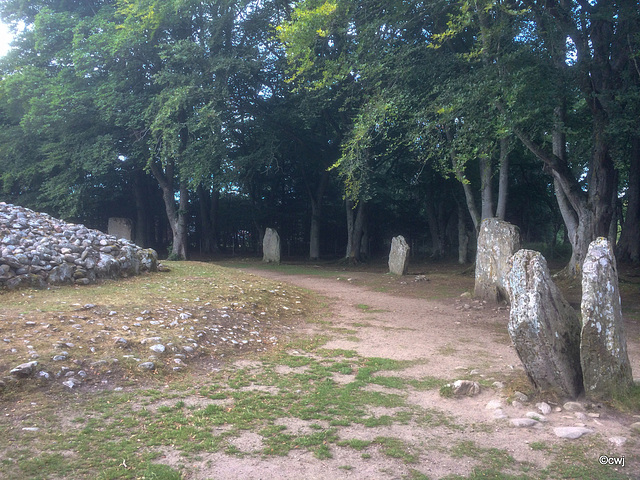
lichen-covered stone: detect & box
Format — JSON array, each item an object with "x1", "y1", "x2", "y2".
[
  {"x1": 475, "y1": 218, "x2": 521, "y2": 302},
  {"x1": 506, "y1": 249, "x2": 583, "y2": 398},
  {"x1": 388, "y1": 235, "x2": 410, "y2": 275},
  {"x1": 580, "y1": 237, "x2": 633, "y2": 399},
  {"x1": 262, "y1": 227, "x2": 281, "y2": 264}
]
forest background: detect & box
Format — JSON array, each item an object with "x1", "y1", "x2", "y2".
[{"x1": 0, "y1": 0, "x2": 638, "y2": 276}]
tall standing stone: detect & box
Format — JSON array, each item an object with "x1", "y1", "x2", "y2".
[
  {"x1": 388, "y1": 235, "x2": 410, "y2": 275},
  {"x1": 475, "y1": 218, "x2": 521, "y2": 302},
  {"x1": 580, "y1": 237, "x2": 633, "y2": 399},
  {"x1": 108, "y1": 217, "x2": 133, "y2": 241},
  {"x1": 262, "y1": 228, "x2": 281, "y2": 264},
  {"x1": 506, "y1": 249, "x2": 583, "y2": 398}
]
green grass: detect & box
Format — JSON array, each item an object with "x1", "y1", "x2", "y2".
[{"x1": 2, "y1": 261, "x2": 638, "y2": 479}]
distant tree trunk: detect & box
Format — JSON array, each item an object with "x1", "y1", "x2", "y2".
[
  {"x1": 149, "y1": 159, "x2": 188, "y2": 260},
  {"x1": 360, "y1": 218, "x2": 369, "y2": 259},
  {"x1": 345, "y1": 199, "x2": 366, "y2": 263},
  {"x1": 496, "y1": 136, "x2": 510, "y2": 220},
  {"x1": 309, "y1": 170, "x2": 329, "y2": 260},
  {"x1": 350, "y1": 201, "x2": 367, "y2": 263},
  {"x1": 210, "y1": 189, "x2": 220, "y2": 253},
  {"x1": 425, "y1": 202, "x2": 444, "y2": 258},
  {"x1": 480, "y1": 155, "x2": 494, "y2": 220},
  {"x1": 345, "y1": 197, "x2": 355, "y2": 259},
  {"x1": 447, "y1": 125, "x2": 481, "y2": 230},
  {"x1": 617, "y1": 137, "x2": 640, "y2": 263},
  {"x1": 458, "y1": 201, "x2": 469, "y2": 264},
  {"x1": 197, "y1": 185, "x2": 220, "y2": 254},
  {"x1": 132, "y1": 169, "x2": 149, "y2": 247}
]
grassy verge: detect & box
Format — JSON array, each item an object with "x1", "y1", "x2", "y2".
[{"x1": 1, "y1": 260, "x2": 638, "y2": 479}]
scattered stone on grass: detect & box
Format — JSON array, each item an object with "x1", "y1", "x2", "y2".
[
  {"x1": 10, "y1": 361, "x2": 38, "y2": 378},
  {"x1": 553, "y1": 426, "x2": 593, "y2": 439},
  {"x1": 536, "y1": 402, "x2": 552, "y2": 415},
  {"x1": 451, "y1": 380, "x2": 481, "y2": 396},
  {"x1": 608, "y1": 436, "x2": 627, "y2": 447},
  {"x1": 510, "y1": 418, "x2": 539, "y2": 428}
]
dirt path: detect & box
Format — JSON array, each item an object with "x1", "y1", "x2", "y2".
[{"x1": 178, "y1": 268, "x2": 639, "y2": 480}]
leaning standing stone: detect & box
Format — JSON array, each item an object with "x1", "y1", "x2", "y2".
[
  {"x1": 388, "y1": 235, "x2": 410, "y2": 275},
  {"x1": 506, "y1": 249, "x2": 583, "y2": 398},
  {"x1": 580, "y1": 238, "x2": 633, "y2": 399},
  {"x1": 262, "y1": 228, "x2": 281, "y2": 264},
  {"x1": 475, "y1": 218, "x2": 521, "y2": 302}
]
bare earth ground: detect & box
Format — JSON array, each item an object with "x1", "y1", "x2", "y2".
[{"x1": 165, "y1": 263, "x2": 640, "y2": 480}]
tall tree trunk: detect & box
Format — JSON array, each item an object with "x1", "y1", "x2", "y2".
[
  {"x1": 480, "y1": 155, "x2": 494, "y2": 220},
  {"x1": 210, "y1": 189, "x2": 220, "y2": 253},
  {"x1": 457, "y1": 201, "x2": 469, "y2": 264},
  {"x1": 197, "y1": 185, "x2": 220, "y2": 254},
  {"x1": 447, "y1": 126, "x2": 481, "y2": 230},
  {"x1": 149, "y1": 159, "x2": 188, "y2": 260},
  {"x1": 617, "y1": 137, "x2": 640, "y2": 263},
  {"x1": 348, "y1": 201, "x2": 367, "y2": 263},
  {"x1": 198, "y1": 185, "x2": 213, "y2": 254},
  {"x1": 132, "y1": 169, "x2": 149, "y2": 247},
  {"x1": 425, "y1": 202, "x2": 444, "y2": 257},
  {"x1": 496, "y1": 136, "x2": 510, "y2": 220},
  {"x1": 345, "y1": 197, "x2": 355, "y2": 259},
  {"x1": 309, "y1": 170, "x2": 329, "y2": 260}
]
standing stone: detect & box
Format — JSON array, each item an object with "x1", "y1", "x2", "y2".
[
  {"x1": 262, "y1": 228, "x2": 281, "y2": 264},
  {"x1": 580, "y1": 238, "x2": 633, "y2": 399},
  {"x1": 506, "y1": 249, "x2": 583, "y2": 398},
  {"x1": 475, "y1": 218, "x2": 521, "y2": 302},
  {"x1": 388, "y1": 235, "x2": 410, "y2": 275},
  {"x1": 107, "y1": 217, "x2": 133, "y2": 241}
]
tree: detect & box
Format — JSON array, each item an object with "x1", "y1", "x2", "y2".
[{"x1": 441, "y1": 0, "x2": 640, "y2": 276}]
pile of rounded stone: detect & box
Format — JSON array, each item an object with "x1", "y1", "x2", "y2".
[{"x1": 0, "y1": 202, "x2": 158, "y2": 290}]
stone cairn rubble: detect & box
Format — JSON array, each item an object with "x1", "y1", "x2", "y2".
[{"x1": 0, "y1": 202, "x2": 158, "y2": 290}]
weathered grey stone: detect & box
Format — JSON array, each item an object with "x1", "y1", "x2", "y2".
[
  {"x1": 451, "y1": 380, "x2": 481, "y2": 396},
  {"x1": 510, "y1": 418, "x2": 539, "y2": 427},
  {"x1": 525, "y1": 412, "x2": 548, "y2": 422},
  {"x1": 10, "y1": 361, "x2": 38, "y2": 378},
  {"x1": 262, "y1": 228, "x2": 281, "y2": 264},
  {"x1": 107, "y1": 217, "x2": 133, "y2": 241},
  {"x1": 608, "y1": 436, "x2": 627, "y2": 447},
  {"x1": 580, "y1": 237, "x2": 634, "y2": 400},
  {"x1": 553, "y1": 426, "x2": 593, "y2": 439},
  {"x1": 562, "y1": 401, "x2": 584, "y2": 412},
  {"x1": 138, "y1": 248, "x2": 158, "y2": 272},
  {"x1": 118, "y1": 245, "x2": 140, "y2": 275},
  {"x1": 388, "y1": 235, "x2": 410, "y2": 276},
  {"x1": 475, "y1": 218, "x2": 521, "y2": 302},
  {"x1": 536, "y1": 402, "x2": 552, "y2": 415},
  {"x1": 506, "y1": 249, "x2": 583, "y2": 398},
  {"x1": 49, "y1": 263, "x2": 74, "y2": 284},
  {"x1": 150, "y1": 344, "x2": 166, "y2": 353}
]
